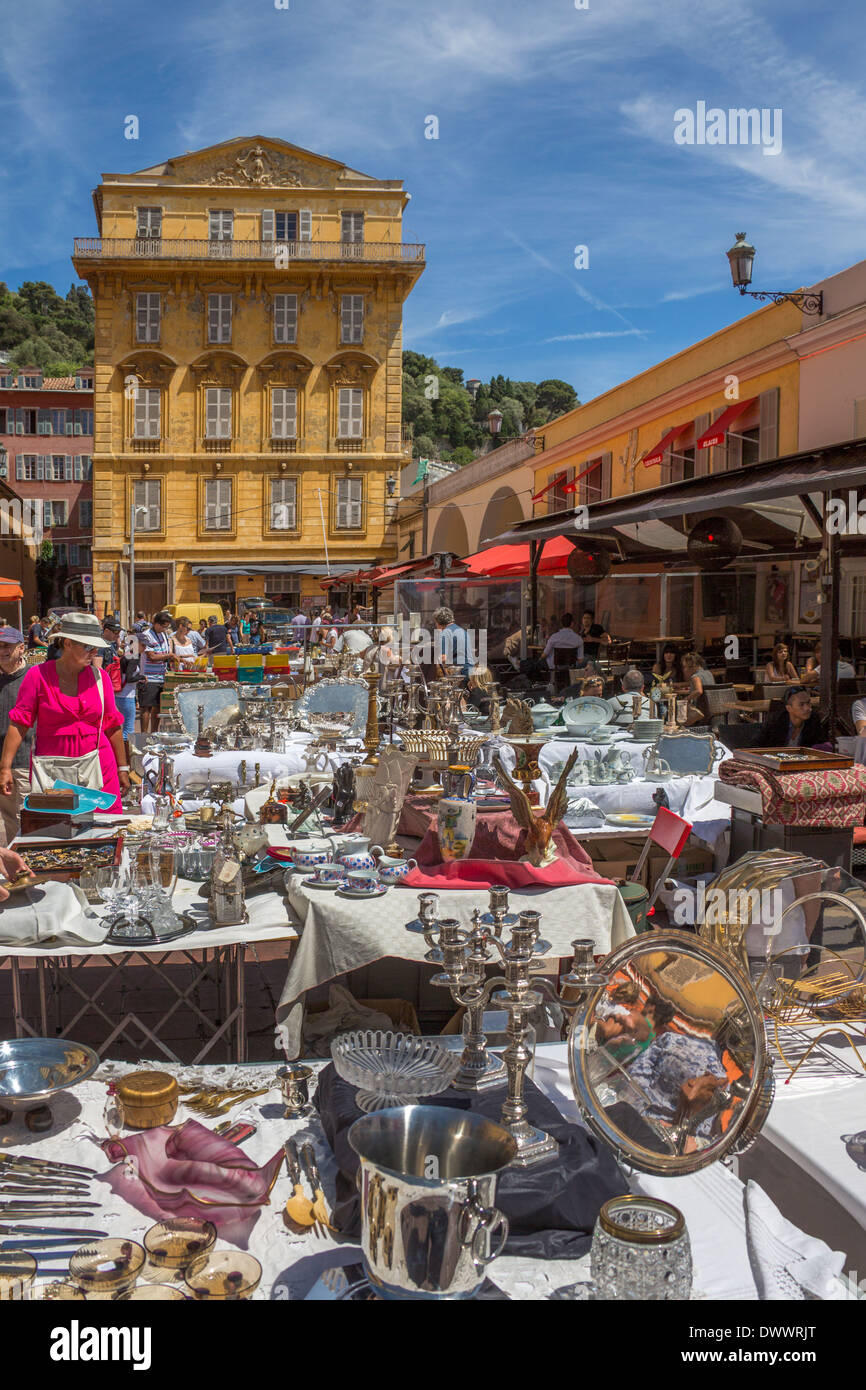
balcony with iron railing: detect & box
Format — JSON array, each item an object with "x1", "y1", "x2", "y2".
[{"x1": 74, "y1": 237, "x2": 425, "y2": 266}]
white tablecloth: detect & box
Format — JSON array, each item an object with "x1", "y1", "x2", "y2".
[{"x1": 276, "y1": 877, "x2": 634, "y2": 1059}]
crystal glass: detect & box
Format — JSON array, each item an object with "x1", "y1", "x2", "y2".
[
  {"x1": 152, "y1": 796, "x2": 172, "y2": 833},
  {"x1": 331, "y1": 1029, "x2": 462, "y2": 1112},
  {"x1": 121, "y1": 1284, "x2": 189, "y2": 1300},
  {"x1": 69, "y1": 1238, "x2": 146, "y2": 1300},
  {"x1": 590, "y1": 1197, "x2": 692, "y2": 1301},
  {"x1": 149, "y1": 844, "x2": 178, "y2": 896},
  {"x1": 183, "y1": 1250, "x2": 262, "y2": 1301}
]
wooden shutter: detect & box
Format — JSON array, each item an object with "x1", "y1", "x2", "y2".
[
  {"x1": 660, "y1": 446, "x2": 672, "y2": 486},
  {"x1": 341, "y1": 294, "x2": 363, "y2": 343},
  {"x1": 273, "y1": 293, "x2": 297, "y2": 343},
  {"x1": 36, "y1": 456, "x2": 44, "y2": 480},
  {"x1": 15, "y1": 458, "x2": 22, "y2": 481},
  {"x1": 43, "y1": 500, "x2": 51, "y2": 528},
  {"x1": 262, "y1": 209, "x2": 275, "y2": 242},
  {"x1": 271, "y1": 388, "x2": 297, "y2": 438},
  {"x1": 74, "y1": 456, "x2": 83, "y2": 480},
  {"x1": 338, "y1": 388, "x2": 363, "y2": 438},
  {"x1": 299, "y1": 209, "x2": 312, "y2": 240},
  {"x1": 37, "y1": 409, "x2": 51, "y2": 435},
  {"x1": 758, "y1": 387, "x2": 779, "y2": 462},
  {"x1": 693, "y1": 414, "x2": 710, "y2": 477},
  {"x1": 64, "y1": 456, "x2": 73, "y2": 481},
  {"x1": 270, "y1": 478, "x2": 296, "y2": 529},
  {"x1": 726, "y1": 426, "x2": 743, "y2": 471},
  {"x1": 347, "y1": 476, "x2": 363, "y2": 527}
]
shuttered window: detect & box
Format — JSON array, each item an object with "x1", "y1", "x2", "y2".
[
  {"x1": 16, "y1": 455, "x2": 38, "y2": 481},
  {"x1": 208, "y1": 294, "x2": 232, "y2": 343},
  {"x1": 337, "y1": 388, "x2": 363, "y2": 438},
  {"x1": 37, "y1": 409, "x2": 52, "y2": 435},
  {"x1": 335, "y1": 476, "x2": 363, "y2": 529},
  {"x1": 758, "y1": 387, "x2": 779, "y2": 462},
  {"x1": 209, "y1": 209, "x2": 233, "y2": 240},
  {"x1": 49, "y1": 455, "x2": 67, "y2": 481},
  {"x1": 205, "y1": 388, "x2": 232, "y2": 438},
  {"x1": 136, "y1": 293, "x2": 161, "y2": 342},
  {"x1": 263, "y1": 211, "x2": 299, "y2": 242},
  {"x1": 273, "y1": 293, "x2": 298, "y2": 343},
  {"x1": 204, "y1": 478, "x2": 232, "y2": 530},
  {"x1": 133, "y1": 479, "x2": 161, "y2": 531},
  {"x1": 136, "y1": 207, "x2": 162, "y2": 239},
  {"x1": 296, "y1": 208, "x2": 312, "y2": 256},
  {"x1": 340, "y1": 294, "x2": 364, "y2": 343},
  {"x1": 79, "y1": 499, "x2": 93, "y2": 528},
  {"x1": 271, "y1": 387, "x2": 297, "y2": 438},
  {"x1": 134, "y1": 389, "x2": 161, "y2": 438},
  {"x1": 269, "y1": 477, "x2": 297, "y2": 530}
]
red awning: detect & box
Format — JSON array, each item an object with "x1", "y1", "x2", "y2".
[
  {"x1": 696, "y1": 397, "x2": 757, "y2": 450},
  {"x1": 463, "y1": 536, "x2": 577, "y2": 578},
  {"x1": 640, "y1": 426, "x2": 682, "y2": 468}
]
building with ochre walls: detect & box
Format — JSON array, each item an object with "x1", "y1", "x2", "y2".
[{"x1": 72, "y1": 136, "x2": 424, "y2": 620}]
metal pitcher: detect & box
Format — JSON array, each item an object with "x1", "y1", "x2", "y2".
[{"x1": 348, "y1": 1105, "x2": 516, "y2": 1299}]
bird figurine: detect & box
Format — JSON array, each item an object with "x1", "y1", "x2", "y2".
[
  {"x1": 503, "y1": 696, "x2": 534, "y2": 736},
  {"x1": 493, "y1": 749, "x2": 579, "y2": 867}
]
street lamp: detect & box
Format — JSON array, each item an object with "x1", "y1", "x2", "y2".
[
  {"x1": 487, "y1": 408, "x2": 503, "y2": 449},
  {"x1": 725, "y1": 233, "x2": 823, "y2": 315}
]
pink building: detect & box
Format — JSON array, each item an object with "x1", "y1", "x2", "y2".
[{"x1": 0, "y1": 363, "x2": 94, "y2": 610}]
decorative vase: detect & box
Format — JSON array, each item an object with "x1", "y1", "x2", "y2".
[{"x1": 437, "y1": 796, "x2": 478, "y2": 861}]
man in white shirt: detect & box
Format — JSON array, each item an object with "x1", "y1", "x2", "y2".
[
  {"x1": 542, "y1": 612, "x2": 584, "y2": 670},
  {"x1": 337, "y1": 623, "x2": 373, "y2": 656},
  {"x1": 292, "y1": 609, "x2": 308, "y2": 630},
  {"x1": 851, "y1": 697, "x2": 866, "y2": 734},
  {"x1": 610, "y1": 669, "x2": 653, "y2": 724}
]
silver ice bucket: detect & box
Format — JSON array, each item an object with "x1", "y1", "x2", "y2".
[{"x1": 348, "y1": 1105, "x2": 516, "y2": 1299}]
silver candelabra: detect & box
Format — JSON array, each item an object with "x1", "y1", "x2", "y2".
[{"x1": 412, "y1": 891, "x2": 605, "y2": 1166}]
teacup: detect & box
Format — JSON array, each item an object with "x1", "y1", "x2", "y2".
[
  {"x1": 340, "y1": 844, "x2": 384, "y2": 872},
  {"x1": 345, "y1": 868, "x2": 381, "y2": 894},
  {"x1": 313, "y1": 863, "x2": 346, "y2": 885},
  {"x1": 376, "y1": 855, "x2": 418, "y2": 883}
]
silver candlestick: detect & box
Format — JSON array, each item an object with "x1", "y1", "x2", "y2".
[
  {"x1": 414, "y1": 906, "x2": 605, "y2": 1166},
  {"x1": 432, "y1": 909, "x2": 507, "y2": 1092}
]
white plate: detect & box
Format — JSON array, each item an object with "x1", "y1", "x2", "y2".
[
  {"x1": 336, "y1": 885, "x2": 389, "y2": 899},
  {"x1": 305, "y1": 878, "x2": 345, "y2": 890},
  {"x1": 604, "y1": 813, "x2": 656, "y2": 827},
  {"x1": 562, "y1": 696, "x2": 614, "y2": 729}
]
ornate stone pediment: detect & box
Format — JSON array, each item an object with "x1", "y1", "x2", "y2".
[{"x1": 164, "y1": 140, "x2": 338, "y2": 190}]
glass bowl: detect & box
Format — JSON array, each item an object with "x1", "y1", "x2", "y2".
[
  {"x1": 0, "y1": 1251, "x2": 36, "y2": 1301},
  {"x1": 69, "y1": 1238, "x2": 146, "y2": 1300},
  {"x1": 121, "y1": 1284, "x2": 189, "y2": 1301},
  {"x1": 143, "y1": 1218, "x2": 217, "y2": 1273},
  {"x1": 28, "y1": 1279, "x2": 85, "y2": 1302},
  {"x1": 330, "y1": 1029, "x2": 463, "y2": 1112},
  {"x1": 183, "y1": 1250, "x2": 262, "y2": 1300}
]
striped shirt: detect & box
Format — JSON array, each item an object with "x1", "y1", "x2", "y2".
[{"x1": 140, "y1": 626, "x2": 171, "y2": 683}]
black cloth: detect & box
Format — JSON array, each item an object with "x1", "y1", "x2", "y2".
[
  {"x1": 205, "y1": 623, "x2": 229, "y2": 655},
  {"x1": 0, "y1": 667, "x2": 32, "y2": 768},
  {"x1": 757, "y1": 708, "x2": 827, "y2": 748},
  {"x1": 314, "y1": 1062, "x2": 628, "y2": 1260}
]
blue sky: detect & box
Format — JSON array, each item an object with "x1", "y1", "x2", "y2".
[{"x1": 1, "y1": 0, "x2": 863, "y2": 404}]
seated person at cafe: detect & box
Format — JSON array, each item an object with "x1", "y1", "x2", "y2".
[
  {"x1": 580, "y1": 674, "x2": 605, "y2": 698},
  {"x1": 578, "y1": 610, "x2": 611, "y2": 660},
  {"x1": 852, "y1": 696, "x2": 866, "y2": 735},
  {"x1": 764, "y1": 642, "x2": 798, "y2": 684},
  {"x1": 542, "y1": 611, "x2": 584, "y2": 670},
  {"x1": 652, "y1": 643, "x2": 683, "y2": 684},
  {"x1": 757, "y1": 685, "x2": 827, "y2": 748},
  {"x1": 433, "y1": 606, "x2": 471, "y2": 679},
  {"x1": 610, "y1": 668, "x2": 653, "y2": 724},
  {"x1": 462, "y1": 666, "x2": 495, "y2": 716},
  {"x1": 680, "y1": 651, "x2": 711, "y2": 726},
  {"x1": 802, "y1": 640, "x2": 856, "y2": 684}
]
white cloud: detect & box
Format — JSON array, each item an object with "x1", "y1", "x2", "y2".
[{"x1": 544, "y1": 330, "x2": 648, "y2": 342}]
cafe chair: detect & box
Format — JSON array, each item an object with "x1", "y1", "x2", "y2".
[
  {"x1": 552, "y1": 647, "x2": 574, "y2": 693},
  {"x1": 628, "y1": 805, "x2": 692, "y2": 914},
  {"x1": 703, "y1": 683, "x2": 736, "y2": 729}
]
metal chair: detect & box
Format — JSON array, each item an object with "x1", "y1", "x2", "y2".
[
  {"x1": 703, "y1": 683, "x2": 736, "y2": 730},
  {"x1": 628, "y1": 806, "x2": 693, "y2": 914}
]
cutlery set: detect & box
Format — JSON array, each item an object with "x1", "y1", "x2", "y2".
[{"x1": 282, "y1": 1139, "x2": 335, "y2": 1237}]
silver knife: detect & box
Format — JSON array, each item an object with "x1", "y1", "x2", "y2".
[
  {"x1": 0, "y1": 1186, "x2": 92, "y2": 1198},
  {"x1": 0, "y1": 1225, "x2": 106, "y2": 1238},
  {"x1": 0, "y1": 1174, "x2": 91, "y2": 1188},
  {"x1": 0, "y1": 1155, "x2": 96, "y2": 1178},
  {"x1": 0, "y1": 1202, "x2": 98, "y2": 1212},
  {"x1": 1, "y1": 1236, "x2": 101, "y2": 1250}
]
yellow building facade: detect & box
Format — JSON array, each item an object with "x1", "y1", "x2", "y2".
[{"x1": 72, "y1": 136, "x2": 424, "y2": 620}]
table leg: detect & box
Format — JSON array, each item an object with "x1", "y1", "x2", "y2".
[
  {"x1": 235, "y1": 945, "x2": 247, "y2": 1064},
  {"x1": 10, "y1": 959, "x2": 24, "y2": 1038},
  {"x1": 37, "y1": 959, "x2": 48, "y2": 1037}
]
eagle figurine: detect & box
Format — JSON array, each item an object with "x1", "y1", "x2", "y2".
[{"x1": 493, "y1": 748, "x2": 579, "y2": 867}]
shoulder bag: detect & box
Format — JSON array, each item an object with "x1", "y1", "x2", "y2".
[{"x1": 30, "y1": 666, "x2": 105, "y2": 792}]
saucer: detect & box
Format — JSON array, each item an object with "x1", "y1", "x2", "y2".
[
  {"x1": 306, "y1": 878, "x2": 345, "y2": 890},
  {"x1": 336, "y1": 885, "x2": 389, "y2": 899}
]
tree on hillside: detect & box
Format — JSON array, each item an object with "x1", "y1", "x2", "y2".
[{"x1": 536, "y1": 379, "x2": 579, "y2": 419}]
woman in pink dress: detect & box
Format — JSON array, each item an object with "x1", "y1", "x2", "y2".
[{"x1": 0, "y1": 612, "x2": 130, "y2": 813}]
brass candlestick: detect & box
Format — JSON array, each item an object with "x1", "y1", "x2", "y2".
[{"x1": 363, "y1": 668, "x2": 380, "y2": 761}]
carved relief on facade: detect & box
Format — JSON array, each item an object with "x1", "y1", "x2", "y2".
[{"x1": 169, "y1": 143, "x2": 335, "y2": 190}]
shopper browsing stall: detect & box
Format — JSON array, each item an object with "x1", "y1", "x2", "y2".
[{"x1": 0, "y1": 628, "x2": 33, "y2": 844}]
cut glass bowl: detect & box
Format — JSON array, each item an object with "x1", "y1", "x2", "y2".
[{"x1": 330, "y1": 1029, "x2": 462, "y2": 1112}]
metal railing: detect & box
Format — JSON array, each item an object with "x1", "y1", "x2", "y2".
[{"x1": 74, "y1": 237, "x2": 425, "y2": 264}]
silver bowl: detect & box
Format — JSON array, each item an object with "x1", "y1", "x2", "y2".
[
  {"x1": 0, "y1": 1037, "x2": 99, "y2": 1131},
  {"x1": 331, "y1": 1030, "x2": 462, "y2": 1112}
]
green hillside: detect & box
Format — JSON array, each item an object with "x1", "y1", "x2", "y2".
[{"x1": 0, "y1": 281, "x2": 94, "y2": 375}]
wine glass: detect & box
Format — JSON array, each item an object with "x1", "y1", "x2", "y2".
[{"x1": 149, "y1": 844, "x2": 178, "y2": 898}]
